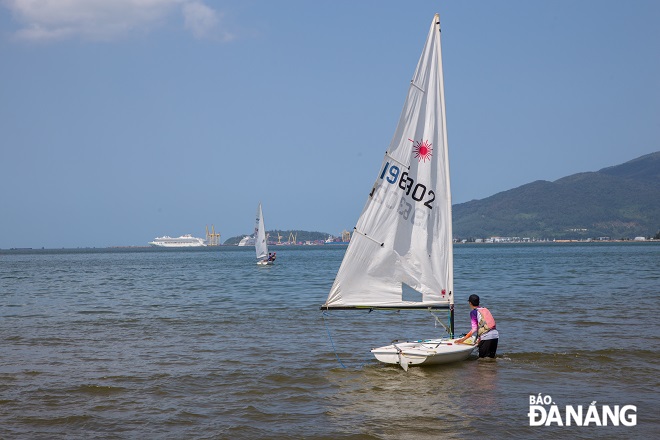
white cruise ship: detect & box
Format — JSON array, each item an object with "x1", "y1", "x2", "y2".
[
  {"x1": 149, "y1": 234, "x2": 206, "y2": 247},
  {"x1": 237, "y1": 236, "x2": 255, "y2": 246}
]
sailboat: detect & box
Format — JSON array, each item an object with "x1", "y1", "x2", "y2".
[
  {"x1": 321, "y1": 14, "x2": 475, "y2": 370},
  {"x1": 255, "y1": 202, "x2": 274, "y2": 265}
]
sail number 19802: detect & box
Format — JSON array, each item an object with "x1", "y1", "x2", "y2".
[{"x1": 372, "y1": 161, "x2": 435, "y2": 209}]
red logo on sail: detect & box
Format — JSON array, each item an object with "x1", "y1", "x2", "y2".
[{"x1": 410, "y1": 139, "x2": 433, "y2": 162}]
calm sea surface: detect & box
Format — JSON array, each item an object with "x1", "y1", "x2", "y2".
[{"x1": 0, "y1": 243, "x2": 658, "y2": 439}]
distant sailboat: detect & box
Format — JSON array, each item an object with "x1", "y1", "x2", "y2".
[
  {"x1": 321, "y1": 14, "x2": 475, "y2": 370},
  {"x1": 255, "y1": 202, "x2": 275, "y2": 266}
]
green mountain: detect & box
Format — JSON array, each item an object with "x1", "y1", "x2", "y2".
[{"x1": 453, "y1": 151, "x2": 660, "y2": 240}]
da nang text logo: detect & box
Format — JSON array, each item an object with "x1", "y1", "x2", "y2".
[{"x1": 528, "y1": 394, "x2": 637, "y2": 427}]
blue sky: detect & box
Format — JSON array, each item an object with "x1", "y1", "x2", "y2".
[{"x1": 1, "y1": 0, "x2": 658, "y2": 249}]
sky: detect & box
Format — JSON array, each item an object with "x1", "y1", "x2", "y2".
[{"x1": 1, "y1": 0, "x2": 658, "y2": 249}]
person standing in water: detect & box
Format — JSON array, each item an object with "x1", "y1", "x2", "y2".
[{"x1": 455, "y1": 294, "x2": 499, "y2": 358}]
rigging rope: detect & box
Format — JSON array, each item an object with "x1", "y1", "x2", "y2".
[
  {"x1": 321, "y1": 312, "x2": 371, "y2": 369},
  {"x1": 430, "y1": 310, "x2": 451, "y2": 335},
  {"x1": 322, "y1": 311, "x2": 347, "y2": 369}
]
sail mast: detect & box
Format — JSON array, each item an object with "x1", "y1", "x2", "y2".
[{"x1": 434, "y1": 14, "x2": 455, "y2": 336}]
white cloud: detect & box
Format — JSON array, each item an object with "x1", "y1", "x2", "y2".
[
  {"x1": 183, "y1": 1, "x2": 218, "y2": 39},
  {"x1": 2, "y1": 0, "x2": 228, "y2": 42}
]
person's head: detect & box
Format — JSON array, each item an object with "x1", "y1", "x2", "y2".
[{"x1": 468, "y1": 294, "x2": 480, "y2": 307}]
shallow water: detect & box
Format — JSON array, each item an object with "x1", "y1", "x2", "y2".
[{"x1": 0, "y1": 243, "x2": 658, "y2": 439}]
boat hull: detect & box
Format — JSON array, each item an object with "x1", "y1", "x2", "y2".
[
  {"x1": 371, "y1": 339, "x2": 476, "y2": 367},
  {"x1": 257, "y1": 260, "x2": 274, "y2": 266}
]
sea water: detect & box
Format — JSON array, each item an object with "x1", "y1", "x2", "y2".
[{"x1": 0, "y1": 243, "x2": 658, "y2": 439}]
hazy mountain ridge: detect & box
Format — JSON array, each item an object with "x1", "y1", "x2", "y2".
[{"x1": 453, "y1": 151, "x2": 660, "y2": 239}]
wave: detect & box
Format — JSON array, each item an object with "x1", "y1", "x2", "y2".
[
  {"x1": 498, "y1": 348, "x2": 659, "y2": 376},
  {"x1": 68, "y1": 384, "x2": 128, "y2": 396}
]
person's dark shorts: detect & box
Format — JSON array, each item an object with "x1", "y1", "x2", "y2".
[{"x1": 478, "y1": 338, "x2": 498, "y2": 358}]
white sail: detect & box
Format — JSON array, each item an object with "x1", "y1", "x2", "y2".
[
  {"x1": 323, "y1": 14, "x2": 452, "y2": 309},
  {"x1": 255, "y1": 202, "x2": 268, "y2": 260}
]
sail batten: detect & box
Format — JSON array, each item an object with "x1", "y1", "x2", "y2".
[
  {"x1": 352, "y1": 229, "x2": 385, "y2": 246},
  {"x1": 410, "y1": 81, "x2": 426, "y2": 93},
  {"x1": 384, "y1": 152, "x2": 410, "y2": 169},
  {"x1": 323, "y1": 14, "x2": 453, "y2": 310}
]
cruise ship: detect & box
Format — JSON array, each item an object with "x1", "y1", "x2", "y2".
[
  {"x1": 149, "y1": 235, "x2": 206, "y2": 247},
  {"x1": 237, "y1": 236, "x2": 255, "y2": 246}
]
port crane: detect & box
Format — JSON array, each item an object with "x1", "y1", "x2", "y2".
[{"x1": 205, "y1": 225, "x2": 221, "y2": 246}]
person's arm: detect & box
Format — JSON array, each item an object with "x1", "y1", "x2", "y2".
[
  {"x1": 455, "y1": 310, "x2": 478, "y2": 344},
  {"x1": 455, "y1": 329, "x2": 474, "y2": 344}
]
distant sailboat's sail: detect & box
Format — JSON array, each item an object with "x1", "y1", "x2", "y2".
[
  {"x1": 255, "y1": 202, "x2": 268, "y2": 260},
  {"x1": 323, "y1": 14, "x2": 452, "y2": 309}
]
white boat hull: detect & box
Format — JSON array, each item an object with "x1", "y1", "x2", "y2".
[
  {"x1": 257, "y1": 260, "x2": 274, "y2": 266},
  {"x1": 371, "y1": 339, "x2": 476, "y2": 368}
]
